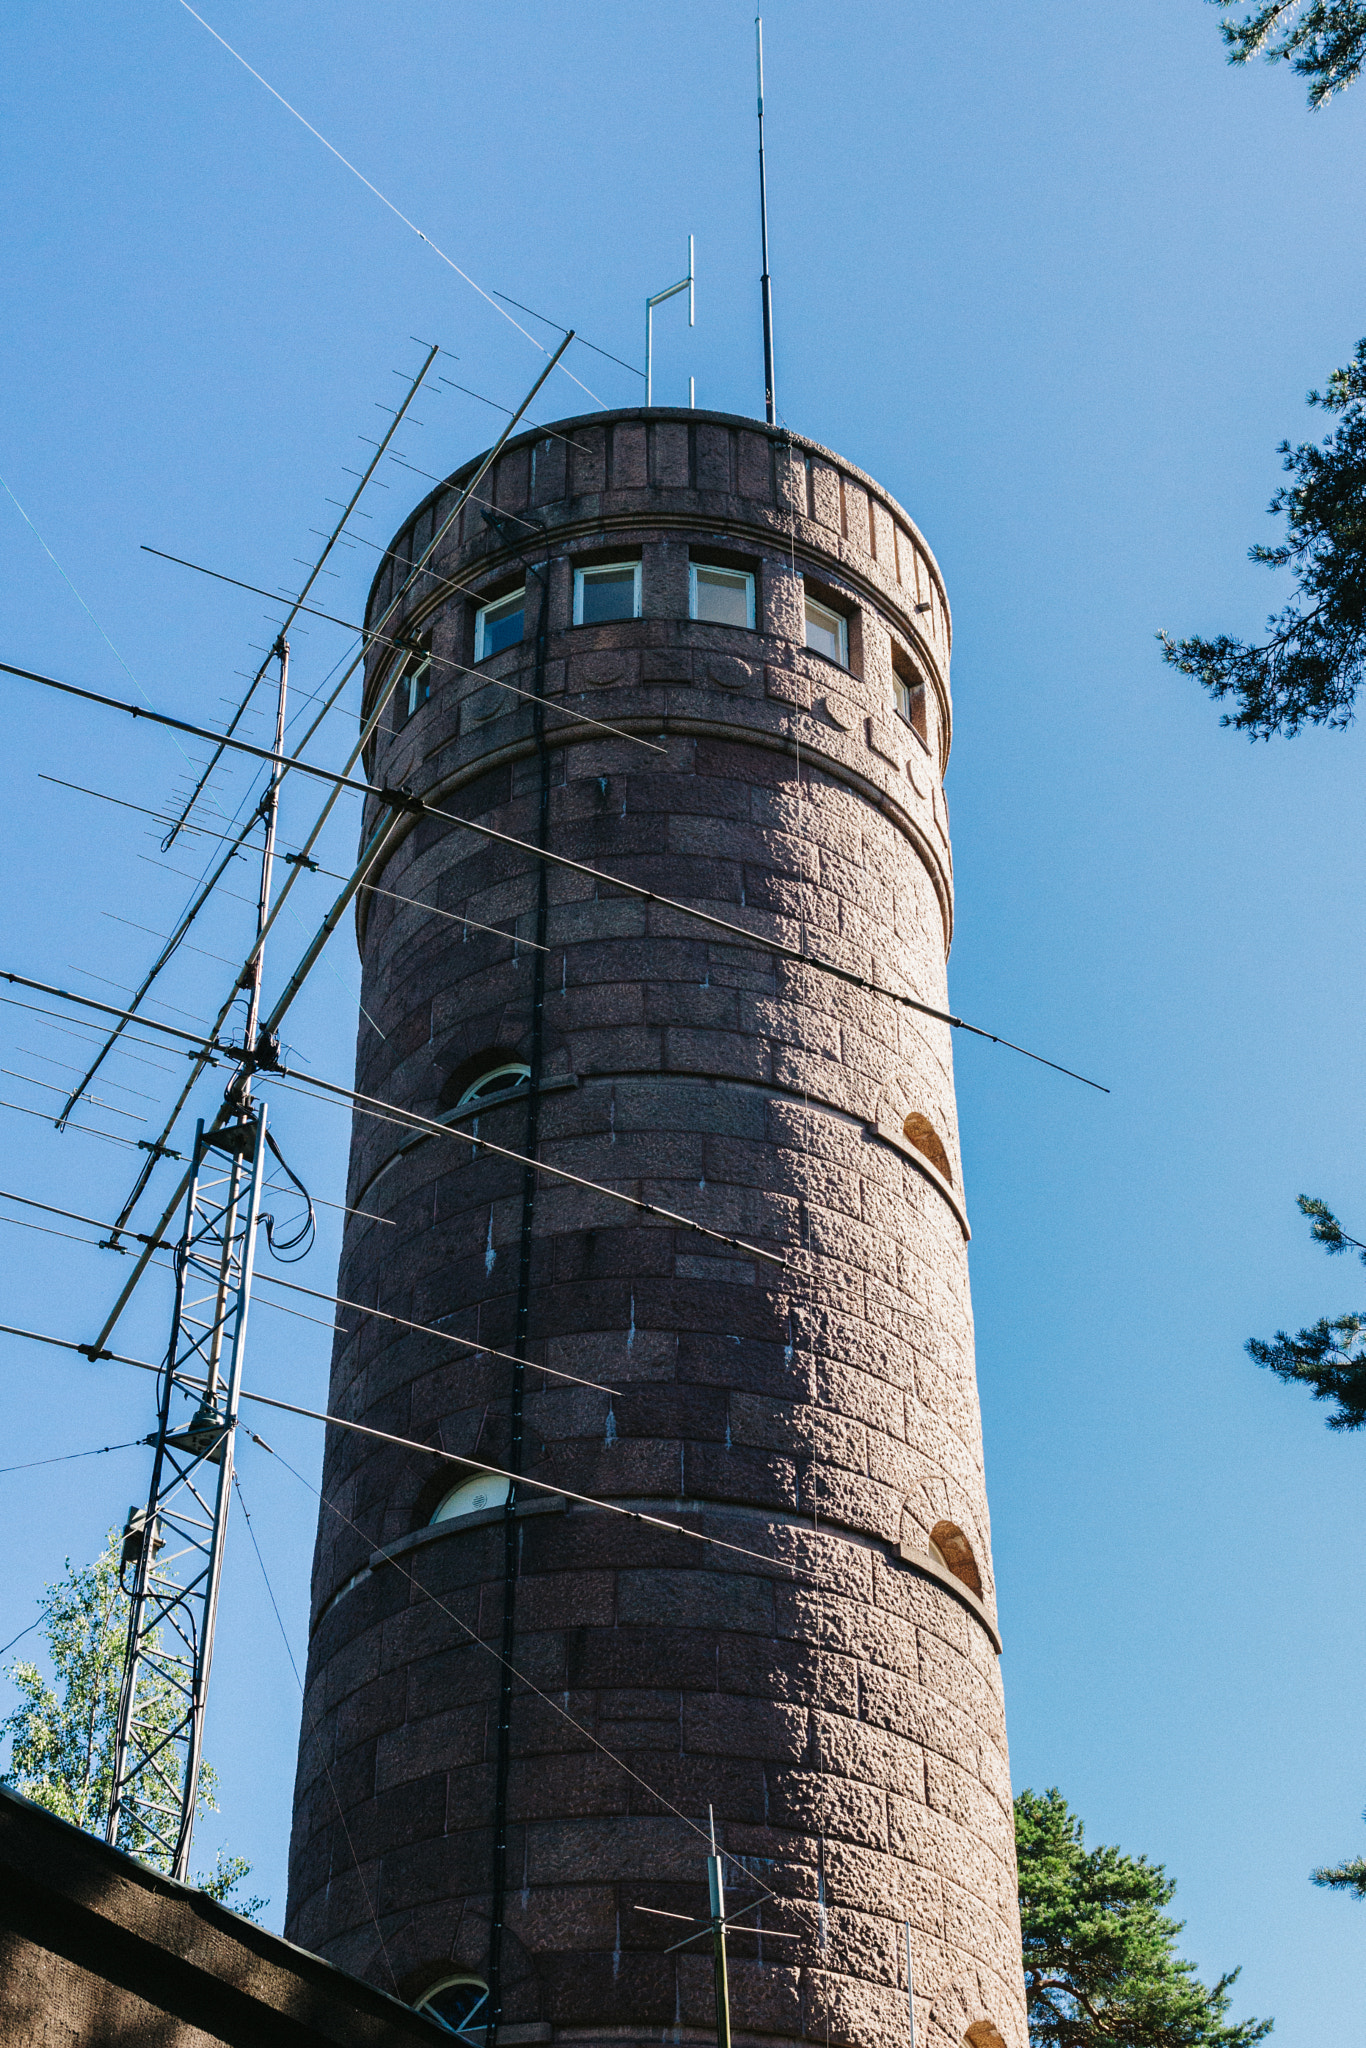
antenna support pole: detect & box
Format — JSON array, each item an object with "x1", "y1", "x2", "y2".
[
  {"x1": 708, "y1": 1811, "x2": 733, "y2": 2048},
  {"x1": 105, "y1": 640, "x2": 289, "y2": 1880},
  {"x1": 645, "y1": 237, "x2": 695, "y2": 407},
  {"x1": 104, "y1": 1101, "x2": 269, "y2": 1878},
  {"x1": 756, "y1": 16, "x2": 776, "y2": 425}
]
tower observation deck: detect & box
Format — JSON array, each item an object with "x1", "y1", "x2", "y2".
[{"x1": 285, "y1": 408, "x2": 1026, "y2": 2048}]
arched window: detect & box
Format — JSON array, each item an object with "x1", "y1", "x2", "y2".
[
  {"x1": 430, "y1": 1474, "x2": 512, "y2": 1525},
  {"x1": 903, "y1": 1112, "x2": 952, "y2": 1184},
  {"x1": 930, "y1": 1520, "x2": 983, "y2": 1599},
  {"x1": 454, "y1": 1062, "x2": 530, "y2": 1111},
  {"x1": 416, "y1": 1977, "x2": 490, "y2": 2040}
]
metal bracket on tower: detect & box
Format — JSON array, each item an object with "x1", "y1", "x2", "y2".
[{"x1": 104, "y1": 1101, "x2": 269, "y2": 1880}]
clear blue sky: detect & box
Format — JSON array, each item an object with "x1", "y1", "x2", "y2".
[{"x1": 3, "y1": 0, "x2": 1364, "y2": 2033}]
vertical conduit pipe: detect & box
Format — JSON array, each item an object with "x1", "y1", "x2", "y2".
[{"x1": 486, "y1": 546, "x2": 553, "y2": 2039}]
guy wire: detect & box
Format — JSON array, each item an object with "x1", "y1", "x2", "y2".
[
  {"x1": 0, "y1": 1320, "x2": 841, "y2": 1601},
  {"x1": 175, "y1": 1, "x2": 608, "y2": 410},
  {"x1": 231, "y1": 1468, "x2": 402, "y2": 1996},
  {"x1": 55, "y1": 797, "x2": 268, "y2": 1125},
  {"x1": 259, "y1": 1438, "x2": 813, "y2": 1907},
  {"x1": 69, "y1": 340, "x2": 575, "y2": 1154},
  {"x1": 142, "y1": 547, "x2": 666, "y2": 755},
  {"x1": 0, "y1": 1098, "x2": 137, "y2": 1149},
  {"x1": 0, "y1": 1184, "x2": 618, "y2": 1396},
  {"x1": 1, "y1": 657, "x2": 1109, "y2": 1092},
  {"x1": 163, "y1": 343, "x2": 437, "y2": 849},
  {"x1": 149, "y1": 847, "x2": 549, "y2": 957}
]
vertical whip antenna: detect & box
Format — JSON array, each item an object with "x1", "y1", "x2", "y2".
[{"x1": 756, "y1": 16, "x2": 776, "y2": 425}]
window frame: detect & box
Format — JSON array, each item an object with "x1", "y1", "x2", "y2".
[
  {"x1": 803, "y1": 590, "x2": 849, "y2": 668},
  {"x1": 689, "y1": 562, "x2": 756, "y2": 631},
  {"x1": 416, "y1": 1976, "x2": 492, "y2": 2041},
  {"x1": 892, "y1": 659, "x2": 929, "y2": 746},
  {"x1": 572, "y1": 559, "x2": 642, "y2": 626},
  {"x1": 391, "y1": 643, "x2": 432, "y2": 730},
  {"x1": 430, "y1": 1476, "x2": 512, "y2": 1526},
  {"x1": 474, "y1": 586, "x2": 527, "y2": 661},
  {"x1": 454, "y1": 1061, "x2": 531, "y2": 1112}
]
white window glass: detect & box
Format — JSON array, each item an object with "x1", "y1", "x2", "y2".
[
  {"x1": 455, "y1": 1062, "x2": 531, "y2": 1110},
  {"x1": 690, "y1": 564, "x2": 755, "y2": 629},
  {"x1": 474, "y1": 587, "x2": 525, "y2": 659},
  {"x1": 430, "y1": 1476, "x2": 511, "y2": 1525},
  {"x1": 804, "y1": 593, "x2": 848, "y2": 667},
  {"x1": 574, "y1": 561, "x2": 641, "y2": 624}
]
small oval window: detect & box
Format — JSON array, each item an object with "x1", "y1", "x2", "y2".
[
  {"x1": 417, "y1": 1977, "x2": 490, "y2": 2039},
  {"x1": 903, "y1": 1112, "x2": 952, "y2": 1184},
  {"x1": 456, "y1": 1062, "x2": 530, "y2": 1111},
  {"x1": 930, "y1": 1520, "x2": 983, "y2": 1598},
  {"x1": 963, "y1": 2025, "x2": 1007, "y2": 2048},
  {"x1": 431, "y1": 1474, "x2": 512, "y2": 1525}
]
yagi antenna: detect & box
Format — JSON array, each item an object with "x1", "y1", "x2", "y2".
[
  {"x1": 756, "y1": 15, "x2": 776, "y2": 425},
  {"x1": 645, "y1": 235, "x2": 694, "y2": 407}
]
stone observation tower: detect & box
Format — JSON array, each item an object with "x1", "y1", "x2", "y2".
[{"x1": 285, "y1": 407, "x2": 1027, "y2": 2048}]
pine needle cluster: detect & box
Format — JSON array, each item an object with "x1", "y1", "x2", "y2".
[
  {"x1": 1016, "y1": 1789, "x2": 1271, "y2": 2048},
  {"x1": 1160, "y1": 341, "x2": 1366, "y2": 737},
  {"x1": 1211, "y1": 2, "x2": 1366, "y2": 107}
]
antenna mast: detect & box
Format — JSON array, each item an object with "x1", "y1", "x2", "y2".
[
  {"x1": 645, "y1": 236, "x2": 694, "y2": 407},
  {"x1": 755, "y1": 16, "x2": 776, "y2": 425},
  {"x1": 104, "y1": 640, "x2": 289, "y2": 1880}
]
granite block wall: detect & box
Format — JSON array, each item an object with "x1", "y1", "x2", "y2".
[{"x1": 285, "y1": 410, "x2": 1025, "y2": 2048}]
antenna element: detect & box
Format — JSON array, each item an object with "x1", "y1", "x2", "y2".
[
  {"x1": 645, "y1": 237, "x2": 694, "y2": 407},
  {"x1": 756, "y1": 16, "x2": 776, "y2": 425}
]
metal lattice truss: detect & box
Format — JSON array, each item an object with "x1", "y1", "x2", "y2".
[{"x1": 105, "y1": 1104, "x2": 267, "y2": 1879}]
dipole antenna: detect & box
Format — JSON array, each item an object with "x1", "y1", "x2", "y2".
[
  {"x1": 756, "y1": 16, "x2": 776, "y2": 425},
  {"x1": 104, "y1": 639, "x2": 289, "y2": 1881},
  {"x1": 632, "y1": 1805, "x2": 799, "y2": 2047},
  {"x1": 645, "y1": 236, "x2": 694, "y2": 406}
]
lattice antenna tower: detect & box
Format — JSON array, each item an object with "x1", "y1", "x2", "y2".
[
  {"x1": 98, "y1": 338, "x2": 578, "y2": 1878},
  {"x1": 104, "y1": 640, "x2": 289, "y2": 1879}
]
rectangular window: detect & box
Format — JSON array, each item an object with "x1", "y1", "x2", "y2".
[
  {"x1": 391, "y1": 646, "x2": 432, "y2": 730},
  {"x1": 384, "y1": 644, "x2": 430, "y2": 730},
  {"x1": 804, "y1": 591, "x2": 848, "y2": 667},
  {"x1": 573, "y1": 561, "x2": 641, "y2": 625},
  {"x1": 690, "y1": 564, "x2": 755, "y2": 629},
  {"x1": 893, "y1": 662, "x2": 927, "y2": 742},
  {"x1": 474, "y1": 587, "x2": 525, "y2": 660}
]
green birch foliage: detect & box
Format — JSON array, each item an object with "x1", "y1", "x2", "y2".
[
  {"x1": 1211, "y1": 2, "x2": 1366, "y2": 107},
  {"x1": 0, "y1": 1532, "x2": 263, "y2": 1916},
  {"x1": 1160, "y1": 342, "x2": 1366, "y2": 738},
  {"x1": 1016, "y1": 1789, "x2": 1271, "y2": 2048}
]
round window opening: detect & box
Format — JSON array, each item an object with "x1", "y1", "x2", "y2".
[
  {"x1": 455, "y1": 1062, "x2": 530, "y2": 1111},
  {"x1": 431, "y1": 1474, "x2": 512, "y2": 1525},
  {"x1": 417, "y1": 1977, "x2": 489, "y2": 2039}
]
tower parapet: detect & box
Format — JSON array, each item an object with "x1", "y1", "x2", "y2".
[{"x1": 286, "y1": 408, "x2": 1025, "y2": 2048}]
